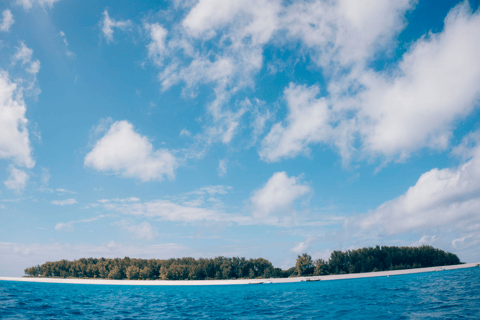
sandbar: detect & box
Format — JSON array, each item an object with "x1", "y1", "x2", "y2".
[{"x1": 1, "y1": 262, "x2": 478, "y2": 286}]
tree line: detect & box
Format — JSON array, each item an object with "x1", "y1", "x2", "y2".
[
  {"x1": 24, "y1": 245, "x2": 461, "y2": 280},
  {"x1": 294, "y1": 245, "x2": 461, "y2": 277}
]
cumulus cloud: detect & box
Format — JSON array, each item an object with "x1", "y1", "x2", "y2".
[
  {"x1": 251, "y1": 172, "x2": 311, "y2": 221},
  {"x1": 260, "y1": 83, "x2": 331, "y2": 162},
  {"x1": 261, "y1": 3, "x2": 480, "y2": 164},
  {"x1": 16, "y1": 0, "x2": 60, "y2": 10},
  {"x1": 0, "y1": 10, "x2": 14, "y2": 32},
  {"x1": 0, "y1": 71, "x2": 34, "y2": 168},
  {"x1": 115, "y1": 220, "x2": 158, "y2": 240},
  {"x1": 84, "y1": 120, "x2": 178, "y2": 182},
  {"x1": 146, "y1": 0, "x2": 413, "y2": 152},
  {"x1": 357, "y1": 131, "x2": 480, "y2": 235},
  {"x1": 354, "y1": 3, "x2": 480, "y2": 160},
  {"x1": 51, "y1": 198, "x2": 77, "y2": 206},
  {"x1": 182, "y1": 0, "x2": 280, "y2": 43},
  {"x1": 100, "y1": 10, "x2": 132, "y2": 43},
  {"x1": 4, "y1": 166, "x2": 29, "y2": 192},
  {"x1": 282, "y1": 0, "x2": 413, "y2": 69}
]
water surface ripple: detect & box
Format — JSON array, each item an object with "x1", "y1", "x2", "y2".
[{"x1": 1, "y1": 267, "x2": 479, "y2": 319}]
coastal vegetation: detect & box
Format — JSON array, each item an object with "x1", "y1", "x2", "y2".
[{"x1": 24, "y1": 245, "x2": 460, "y2": 280}]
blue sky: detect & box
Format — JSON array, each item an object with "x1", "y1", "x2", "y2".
[{"x1": 1, "y1": 0, "x2": 480, "y2": 276}]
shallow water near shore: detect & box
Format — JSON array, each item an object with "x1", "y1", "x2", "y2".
[{"x1": 1, "y1": 267, "x2": 480, "y2": 319}]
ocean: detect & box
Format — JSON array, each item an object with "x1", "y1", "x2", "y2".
[{"x1": 1, "y1": 267, "x2": 479, "y2": 319}]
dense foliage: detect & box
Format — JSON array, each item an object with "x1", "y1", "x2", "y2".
[
  {"x1": 24, "y1": 256, "x2": 287, "y2": 280},
  {"x1": 24, "y1": 245, "x2": 460, "y2": 280},
  {"x1": 295, "y1": 245, "x2": 461, "y2": 276}
]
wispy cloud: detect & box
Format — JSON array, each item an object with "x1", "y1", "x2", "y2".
[
  {"x1": 114, "y1": 220, "x2": 158, "y2": 240},
  {"x1": 51, "y1": 199, "x2": 77, "y2": 206},
  {"x1": 55, "y1": 215, "x2": 105, "y2": 231},
  {"x1": 100, "y1": 10, "x2": 132, "y2": 43},
  {"x1": 4, "y1": 166, "x2": 29, "y2": 193}
]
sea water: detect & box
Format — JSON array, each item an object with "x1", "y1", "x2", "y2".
[{"x1": 1, "y1": 267, "x2": 479, "y2": 319}]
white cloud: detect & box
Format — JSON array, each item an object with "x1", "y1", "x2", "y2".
[
  {"x1": 451, "y1": 127, "x2": 480, "y2": 161},
  {"x1": 251, "y1": 172, "x2": 311, "y2": 221},
  {"x1": 146, "y1": 0, "x2": 282, "y2": 147},
  {"x1": 248, "y1": 98, "x2": 272, "y2": 145},
  {"x1": 165, "y1": 0, "x2": 411, "y2": 150},
  {"x1": 291, "y1": 237, "x2": 315, "y2": 254},
  {"x1": 51, "y1": 198, "x2": 77, "y2": 206},
  {"x1": 282, "y1": 0, "x2": 413, "y2": 69},
  {"x1": 40, "y1": 168, "x2": 50, "y2": 186},
  {"x1": 218, "y1": 158, "x2": 227, "y2": 176},
  {"x1": 452, "y1": 235, "x2": 473, "y2": 248},
  {"x1": 16, "y1": 0, "x2": 60, "y2": 10},
  {"x1": 56, "y1": 188, "x2": 76, "y2": 194},
  {"x1": 145, "y1": 23, "x2": 168, "y2": 66},
  {"x1": 84, "y1": 120, "x2": 178, "y2": 182},
  {"x1": 100, "y1": 10, "x2": 132, "y2": 43},
  {"x1": 94, "y1": 185, "x2": 246, "y2": 225},
  {"x1": 261, "y1": 3, "x2": 480, "y2": 164},
  {"x1": 55, "y1": 215, "x2": 105, "y2": 231},
  {"x1": 0, "y1": 71, "x2": 34, "y2": 168},
  {"x1": 53, "y1": 222, "x2": 71, "y2": 231},
  {"x1": 182, "y1": 0, "x2": 280, "y2": 43},
  {"x1": 115, "y1": 220, "x2": 158, "y2": 240},
  {"x1": 59, "y1": 31, "x2": 75, "y2": 57},
  {"x1": 260, "y1": 83, "x2": 332, "y2": 162},
  {"x1": 357, "y1": 132, "x2": 480, "y2": 235},
  {"x1": 179, "y1": 128, "x2": 191, "y2": 137},
  {"x1": 97, "y1": 197, "x2": 140, "y2": 203},
  {"x1": 11, "y1": 42, "x2": 41, "y2": 92},
  {"x1": 411, "y1": 235, "x2": 437, "y2": 247},
  {"x1": 4, "y1": 166, "x2": 29, "y2": 192},
  {"x1": 13, "y1": 42, "x2": 32, "y2": 64},
  {"x1": 102, "y1": 198, "x2": 248, "y2": 224},
  {"x1": 196, "y1": 185, "x2": 232, "y2": 195},
  {"x1": 0, "y1": 10, "x2": 14, "y2": 32},
  {"x1": 353, "y1": 3, "x2": 480, "y2": 160}
]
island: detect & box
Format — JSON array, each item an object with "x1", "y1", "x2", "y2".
[{"x1": 23, "y1": 245, "x2": 462, "y2": 280}]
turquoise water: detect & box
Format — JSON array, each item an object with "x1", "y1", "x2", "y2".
[{"x1": 1, "y1": 267, "x2": 479, "y2": 319}]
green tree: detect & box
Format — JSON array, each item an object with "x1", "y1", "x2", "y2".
[
  {"x1": 126, "y1": 266, "x2": 140, "y2": 280},
  {"x1": 295, "y1": 253, "x2": 314, "y2": 276},
  {"x1": 313, "y1": 259, "x2": 329, "y2": 275},
  {"x1": 108, "y1": 266, "x2": 122, "y2": 279}
]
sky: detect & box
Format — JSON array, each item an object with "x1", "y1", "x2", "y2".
[{"x1": 1, "y1": 0, "x2": 480, "y2": 276}]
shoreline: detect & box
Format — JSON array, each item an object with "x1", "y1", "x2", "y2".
[{"x1": 1, "y1": 262, "x2": 478, "y2": 286}]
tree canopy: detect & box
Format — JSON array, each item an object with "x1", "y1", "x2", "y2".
[{"x1": 24, "y1": 245, "x2": 461, "y2": 280}]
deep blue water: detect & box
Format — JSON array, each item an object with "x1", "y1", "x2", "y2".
[{"x1": 1, "y1": 267, "x2": 480, "y2": 319}]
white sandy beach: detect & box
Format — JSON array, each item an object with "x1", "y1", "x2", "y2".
[{"x1": 1, "y1": 262, "x2": 478, "y2": 286}]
